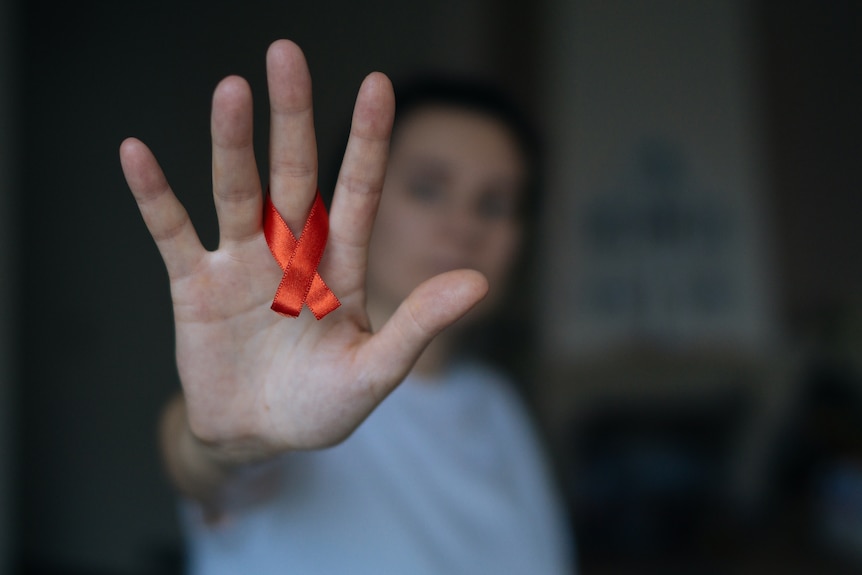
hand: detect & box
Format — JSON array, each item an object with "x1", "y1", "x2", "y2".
[{"x1": 120, "y1": 40, "x2": 488, "y2": 462}]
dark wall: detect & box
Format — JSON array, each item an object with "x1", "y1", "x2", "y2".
[{"x1": 758, "y1": 0, "x2": 862, "y2": 328}]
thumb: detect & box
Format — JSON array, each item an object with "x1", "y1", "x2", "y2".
[{"x1": 362, "y1": 269, "x2": 489, "y2": 392}]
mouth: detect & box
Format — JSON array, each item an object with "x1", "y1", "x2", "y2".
[{"x1": 427, "y1": 258, "x2": 476, "y2": 277}]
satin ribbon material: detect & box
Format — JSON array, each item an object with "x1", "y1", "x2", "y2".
[{"x1": 263, "y1": 190, "x2": 340, "y2": 319}]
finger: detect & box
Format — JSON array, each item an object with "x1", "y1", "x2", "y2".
[
  {"x1": 266, "y1": 39, "x2": 317, "y2": 233},
  {"x1": 120, "y1": 137, "x2": 205, "y2": 278},
  {"x1": 211, "y1": 75, "x2": 263, "y2": 246},
  {"x1": 361, "y1": 270, "x2": 489, "y2": 393},
  {"x1": 325, "y1": 72, "x2": 395, "y2": 293}
]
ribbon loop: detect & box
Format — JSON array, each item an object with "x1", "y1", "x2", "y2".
[{"x1": 263, "y1": 190, "x2": 340, "y2": 319}]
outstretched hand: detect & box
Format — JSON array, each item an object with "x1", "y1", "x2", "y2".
[{"x1": 120, "y1": 40, "x2": 488, "y2": 461}]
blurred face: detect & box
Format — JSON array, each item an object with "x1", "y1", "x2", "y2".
[{"x1": 367, "y1": 105, "x2": 527, "y2": 320}]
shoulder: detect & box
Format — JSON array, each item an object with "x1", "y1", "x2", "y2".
[
  {"x1": 457, "y1": 360, "x2": 526, "y2": 402},
  {"x1": 448, "y1": 361, "x2": 537, "y2": 435},
  {"x1": 448, "y1": 360, "x2": 516, "y2": 395}
]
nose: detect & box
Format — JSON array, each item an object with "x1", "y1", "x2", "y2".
[{"x1": 439, "y1": 195, "x2": 485, "y2": 249}]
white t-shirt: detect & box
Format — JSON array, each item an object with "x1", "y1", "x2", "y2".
[{"x1": 183, "y1": 362, "x2": 575, "y2": 574}]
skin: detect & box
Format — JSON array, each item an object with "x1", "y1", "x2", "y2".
[
  {"x1": 120, "y1": 40, "x2": 525, "y2": 512},
  {"x1": 367, "y1": 106, "x2": 527, "y2": 373}
]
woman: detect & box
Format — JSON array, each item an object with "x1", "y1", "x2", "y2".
[{"x1": 120, "y1": 39, "x2": 574, "y2": 574}]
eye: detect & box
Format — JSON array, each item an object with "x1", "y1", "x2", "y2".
[{"x1": 407, "y1": 177, "x2": 444, "y2": 204}]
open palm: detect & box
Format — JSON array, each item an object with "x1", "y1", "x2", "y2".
[{"x1": 119, "y1": 40, "x2": 487, "y2": 461}]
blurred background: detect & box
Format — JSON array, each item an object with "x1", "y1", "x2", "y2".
[{"x1": 1, "y1": 0, "x2": 860, "y2": 573}]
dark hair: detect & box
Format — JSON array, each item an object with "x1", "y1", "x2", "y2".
[{"x1": 390, "y1": 75, "x2": 543, "y2": 226}]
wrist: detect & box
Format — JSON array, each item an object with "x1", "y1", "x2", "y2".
[{"x1": 160, "y1": 395, "x2": 240, "y2": 504}]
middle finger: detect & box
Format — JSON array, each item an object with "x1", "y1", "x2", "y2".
[{"x1": 266, "y1": 39, "x2": 318, "y2": 234}]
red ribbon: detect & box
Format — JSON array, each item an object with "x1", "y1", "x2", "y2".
[{"x1": 263, "y1": 189, "x2": 340, "y2": 319}]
